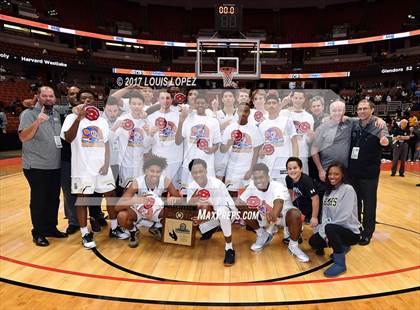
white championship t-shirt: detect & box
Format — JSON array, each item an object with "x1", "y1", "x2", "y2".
[
  {"x1": 222, "y1": 122, "x2": 263, "y2": 176},
  {"x1": 113, "y1": 113, "x2": 152, "y2": 168},
  {"x1": 280, "y1": 109, "x2": 314, "y2": 158},
  {"x1": 258, "y1": 115, "x2": 297, "y2": 176},
  {"x1": 240, "y1": 180, "x2": 293, "y2": 215},
  {"x1": 181, "y1": 114, "x2": 221, "y2": 171},
  {"x1": 61, "y1": 113, "x2": 109, "y2": 178},
  {"x1": 147, "y1": 109, "x2": 183, "y2": 164}
]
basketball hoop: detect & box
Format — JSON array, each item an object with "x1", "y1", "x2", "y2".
[{"x1": 220, "y1": 67, "x2": 237, "y2": 88}]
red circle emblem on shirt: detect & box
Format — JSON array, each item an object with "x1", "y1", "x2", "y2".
[
  {"x1": 122, "y1": 119, "x2": 135, "y2": 131},
  {"x1": 298, "y1": 122, "x2": 310, "y2": 133},
  {"x1": 263, "y1": 143, "x2": 274, "y2": 155},
  {"x1": 155, "y1": 117, "x2": 167, "y2": 129},
  {"x1": 231, "y1": 130, "x2": 243, "y2": 142},
  {"x1": 254, "y1": 110, "x2": 264, "y2": 122},
  {"x1": 196, "y1": 189, "x2": 211, "y2": 202},
  {"x1": 197, "y1": 138, "x2": 208, "y2": 150},
  {"x1": 84, "y1": 106, "x2": 100, "y2": 121},
  {"x1": 247, "y1": 195, "x2": 261, "y2": 209}
]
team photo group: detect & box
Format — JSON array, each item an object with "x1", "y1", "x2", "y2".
[{"x1": 19, "y1": 85, "x2": 389, "y2": 278}]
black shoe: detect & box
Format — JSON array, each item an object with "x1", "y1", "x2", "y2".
[
  {"x1": 358, "y1": 235, "x2": 371, "y2": 246},
  {"x1": 33, "y1": 236, "x2": 49, "y2": 247},
  {"x1": 224, "y1": 249, "x2": 235, "y2": 266},
  {"x1": 390, "y1": 173, "x2": 395, "y2": 176},
  {"x1": 89, "y1": 217, "x2": 101, "y2": 232},
  {"x1": 399, "y1": 174, "x2": 405, "y2": 177},
  {"x1": 200, "y1": 227, "x2": 219, "y2": 240},
  {"x1": 66, "y1": 225, "x2": 80, "y2": 235},
  {"x1": 45, "y1": 229, "x2": 68, "y2": 238},
  {"x1": 315, "y1": 248, "x2": 325, "y2": 256},
  {"x1": 97, "y1": 218, "x2": 108, "y2": 227}
]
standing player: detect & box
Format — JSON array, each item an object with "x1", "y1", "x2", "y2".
[
  {"x1": 238, "y1": 163, "x2": 309, "y2": 262},
  {"x1": 214, "y1": 90, "x2": 238, "y2": 180},
  {"x1": 221, "y1": 101, "x2": 263, "y2": 196},
  {"x1": 249, "y1": 90, "x2": 268, "y2": 127},
  {"x1": 139, "y1": 86, "x2": 154, "y2": 108},
  {"x1": 187, "y1": 159, "x2": 237, "y2": 266},
  {"x1": 115, "y1": 155, "x2": 180, "y2": 247},
  {"x1": 61, "y1": 90, "x2": 129, "y2": 249},
  {"x1": 102, "y1": 98, "x2": 121, "y2": 182},
  {"x1": 280, "y1": 90, "x2": 315, "y2": 174},
  {"x1": 111, "y1": 94, "x2": 153, "y2": 189},
  {"x1": 176, "y1": 94, "x2": 221, "y2": 189},
  {"x1": 236, "y1": 89, "x2": 250, "y2": 104},
  {"x1": 258, "y1": 94, "x2": 299, "y2": 183},
  {"x1": 147, "y1": 91, "x2": 183, "y2": 187}
]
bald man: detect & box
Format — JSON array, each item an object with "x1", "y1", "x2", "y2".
[
  {"x1": 312, "y1": 100, "x2": 352, "y2": 182},
  {"x1": 19, "y1": 86, "x2": 67, "y2": 246}
]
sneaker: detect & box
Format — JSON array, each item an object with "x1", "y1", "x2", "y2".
[
  {"x1": 250, "y1": 232, "x2": 273, "y2": 252},
  {"x1": 128, "y1": 230, "x2": 139, "y2": 248},
  {"x1": 89, "y1": 217, "x2": 101, "y2": 232},
  {"x1": 109, "y1": 226, "x2": 130, "y2": 239},
  {"x1": 149, "y1": 226, "x2": 163, "y2": 240},
  {"x1": 288, "y1": 244, "x2": 310, "y2": 263},
  {"x1": 224, "y1": 249, "x2": 235, "y2": 266},
  {"x1": 82, "y1": 233, "x2": 96, "y2": 249},
  {"x1": 282, "y1": 235, "x2": 303, "y2": 245},
  {"x1": 358, "y1": 235, "x2": 371, "y2": 246}
]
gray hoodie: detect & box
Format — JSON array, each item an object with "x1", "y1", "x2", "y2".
[{"x1": 319, "y1": 183, "x2": 361, "y2": 239}]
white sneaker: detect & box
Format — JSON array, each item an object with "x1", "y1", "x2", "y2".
[
  {"x1": 82, "y1": 233, "x2": 96, "y2": 249},
  {"x1": 109, "y1": 226, "x2": 130, "y2": 240},
  {"x1": 251, "y1": 232, "x2": 273, "y2": 252},
  {"x1": 288, "y1": 244, "x2": 309, "y2": 262}
]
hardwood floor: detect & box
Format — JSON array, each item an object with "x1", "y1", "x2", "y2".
[{"x1": 0, "y1": 171, "x2": 419, "y2": 309}]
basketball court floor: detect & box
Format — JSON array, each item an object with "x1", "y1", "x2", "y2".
[{"x1": 0, "y1": 158, "x2": 419, "y2": 309}]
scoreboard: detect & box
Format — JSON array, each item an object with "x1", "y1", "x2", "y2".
[{"x1": 215, "y1": 3, "x2": 243, "y2": 32}]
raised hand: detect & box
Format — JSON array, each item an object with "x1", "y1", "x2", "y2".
[{"x1": 37, "y1": 106, "x2": 49, "y2": 124}]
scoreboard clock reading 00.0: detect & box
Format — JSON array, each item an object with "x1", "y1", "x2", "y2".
[{"x1": 215, "y1": 3, "x2": 242, "y2": 32}]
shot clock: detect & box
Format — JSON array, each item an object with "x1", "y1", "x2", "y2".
[{"x1": 215, "y1": 3, "x2": 242, "y2": 32}]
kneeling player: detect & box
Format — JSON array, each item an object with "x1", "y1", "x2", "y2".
[
  {"x1": 115, "y1": 155, "x2": 181, "y2": 247},
  {"x1": 187, "y1": 159, "x2": 237, "y2": 266},
  {"x1": 238, "y1": 163, "x2": 309, "y2": 262},
  {"x1": 115, "y1": 192, "x2": 164, "y2": 248}
]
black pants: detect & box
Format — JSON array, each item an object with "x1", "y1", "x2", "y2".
[
  {"x1": 351, "y1": 177, "x2": 379, "y2": 238},
  {"x1": 309, "y1": 224, "x2": 360, "y2": 253},
  {"x1": 391, "y1": 143, "x2": 408, "y2": 175},
  {"x1": 23, "y1": 168, "x2": 61, "y2": 237}
]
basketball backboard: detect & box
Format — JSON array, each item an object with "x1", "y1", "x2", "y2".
[{"x1": 196, "y1": 38, "x2": 261, "y2": 80}]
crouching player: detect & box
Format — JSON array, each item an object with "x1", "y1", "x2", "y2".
[
  {"x1": 238, "y1": 163, "x2": 310, "y2": 262},
  {"x1": 187, "y1": 159, "x2": 237, "y2": 266},
  {"x1": 115, "y1": 192, "x2": 164, "y2": 248},
  {"x1": 115, "y1": 155, "x2": 181, "y2": 247}
]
